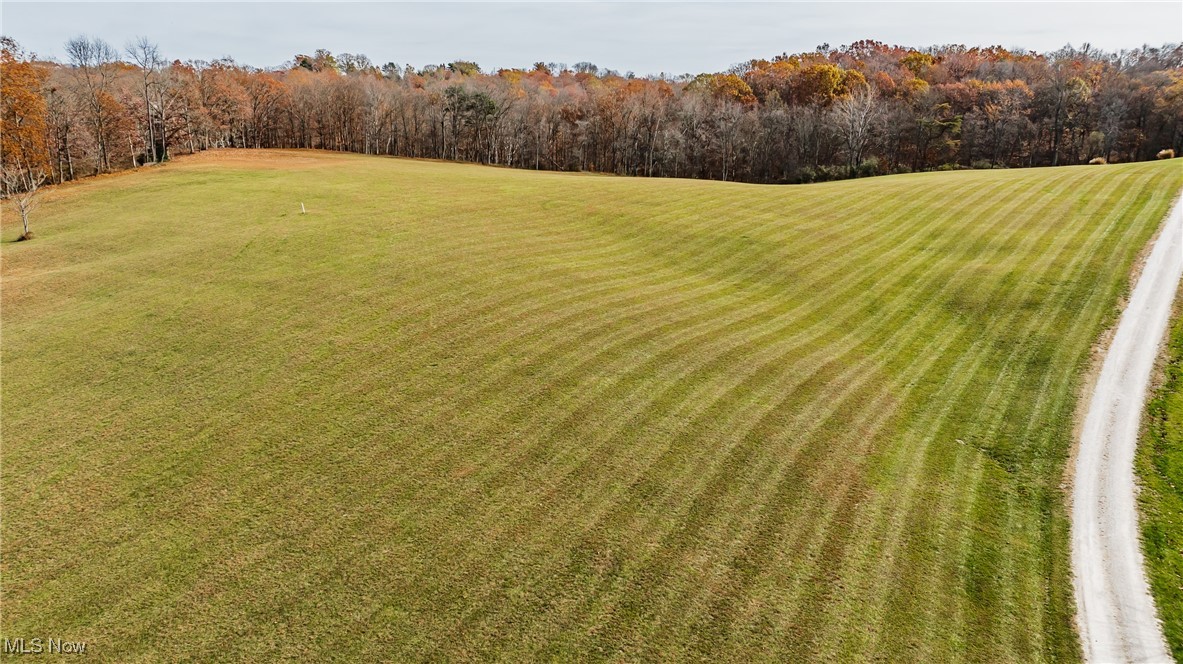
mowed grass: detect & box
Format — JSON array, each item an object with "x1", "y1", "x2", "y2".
[
  {"x1": 1141, "y1": 294, "x2": 1183, "y2": 662},
  {"x1": 2, "y1": 150, "x2": 1180, "y2": 661}
]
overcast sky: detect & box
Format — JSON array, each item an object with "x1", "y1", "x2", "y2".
[{"x1": 3, "y1": 2, "x2": 1181, "y2": 75}]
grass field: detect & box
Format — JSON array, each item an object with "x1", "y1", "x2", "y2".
[
  {"x1": 1140, "y1": 294, "x2": 1183, "y2": 661},
  {"x1": 2, "y1": 150, "x2": 1180, "y2": 661}
]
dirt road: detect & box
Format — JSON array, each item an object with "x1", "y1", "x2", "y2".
[{"x1": 1072, "y1": 194, "x2": 1182, "y2": 663}]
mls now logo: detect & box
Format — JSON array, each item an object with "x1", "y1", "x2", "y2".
[{"x1": 2, "y1": 637, "x2": 88, "y2": 655}]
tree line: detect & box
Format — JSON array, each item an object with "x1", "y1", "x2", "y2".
[{"x1": 3, "y1": 35, "x2": 1181, "y2": 194}]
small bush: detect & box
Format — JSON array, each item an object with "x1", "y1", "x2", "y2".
[
  {"x1": 813, "y1": 165, "x2": 840, "y2": 182},
  {"x1": 892, "y1": 165, "x2": 912, "y2": 175},
  {"x1": 1158, "y1": 149, "x2": 1176, "y2": 160},
  {"x1": 971, "y1": 160, "x2": 993, "y2": 170},
  {"x1": 856, "y1": 157, "x2": 880, "y2": 178},
  {"x1": 796, "y1": 167, "x2": 816, "y2": 184},
  {"x1": 936, "y1": 163, "x2": 959, "y2": 172},
  {"x1": 1089, "y1": 157, "x2": 1107, "y2": 165}
]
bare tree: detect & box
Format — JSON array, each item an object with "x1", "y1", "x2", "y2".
[
  {"x1": 64, "y1": 36, "x2": 119, "y2": 171},
  {"x1": 2, "y1": 166, "x2": 48, "y2": 241},
  {"x1": 833, "y1": 88, "x2": 880, "y2": 176},
  {"x1": 127, "y1": 36, "x2": 163, "y2": 163}
]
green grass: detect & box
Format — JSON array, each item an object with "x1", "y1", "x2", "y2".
[
  {"x1": 2, "y1": 150, "x2": 1180, "y2": 661},
  {"x1": 1140, "y1": 293, "x2": 1183, "y2": 661}
]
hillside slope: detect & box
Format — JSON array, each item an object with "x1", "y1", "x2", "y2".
[{"x1": 3, "y1": 151, "x2": 1180, "y2": 661}]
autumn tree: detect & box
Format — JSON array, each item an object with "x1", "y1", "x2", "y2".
[
  {"x1": 199, "y1": 60, "x2": 248, "y2": 147},
  {"x1": 1, "y1": 38, "x2": 50, "y2": 175},
  {"x1": 8, "y1": 35, "x2": 1183, "y2": 189},
  {"x1": 1, "y1": 38, "x2": 50, "y2": 239}
]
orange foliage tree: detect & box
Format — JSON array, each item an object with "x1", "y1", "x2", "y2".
[{"x1": 1, "y1": 38, "x2": 50, "y2": 175}]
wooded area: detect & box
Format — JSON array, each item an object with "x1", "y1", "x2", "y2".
[{"x1": 3, "y1": 36, "x2": 1181, "y2": 188}]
